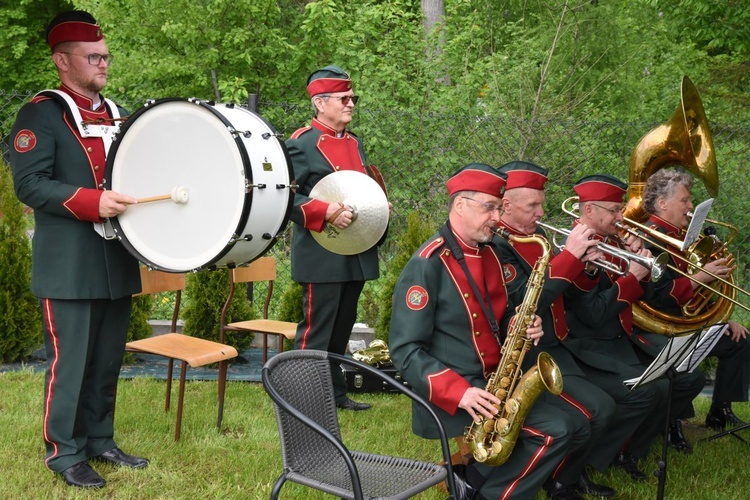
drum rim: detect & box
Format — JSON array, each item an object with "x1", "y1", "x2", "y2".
[{"x1": 105, "y1": 98, "x2": 276, "y2": 272}]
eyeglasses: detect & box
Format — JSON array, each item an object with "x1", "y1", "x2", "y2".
[
  {"x1": 590, "y1": 203, "x2": 623, "y2": 215},
  {"x1": 321, "y1": 94, "x2": 359, "y2": 105},
  {"x1": 461, "y1": 196, "x2": 502, "y2": 214},
  {"x1": 59, "y1": 52, "x2": 114, "y2": 66}
]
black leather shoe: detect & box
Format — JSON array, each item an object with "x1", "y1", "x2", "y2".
[
  {"x1": 612, "y1": 451, "x2": 647, "y2": 482},
  {"x1": 667, "y1": 419, "x2": 693, "y2": 453},
  {"x1": 335, "y1": 397, "x2": 371, "y2": 411},
  {"x1": 60, "y1": 461, "x2": 106, "y2": 488},
  {"x1": 93, "y1": 447, "x2": 149, "y2": 468},
  {"x1": 576, "y1": 473, "x2": 615, "y2": 498},
  {"x1": 706, "y1": 403, "x2": 747, "y2": 430},
  {"x1": 544, "y1": 480, "x2": 584, "y2": 500}
]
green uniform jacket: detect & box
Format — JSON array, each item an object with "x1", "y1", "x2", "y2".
[
  {"x1": 493, "y1": 221, "x2": 590, "y2": 376},
  {"x1": 389, "y1": 228, "x2": 512, "y2": 438},
  {"x1": 9, "y1": 87, "x2": 140, "y2": 299},
  {"x1": 285, "y1": 118, "x2": 379, "y2": 283},
  {"x1": 563, "y1": 231, "x2": 655, "y2": 372}
]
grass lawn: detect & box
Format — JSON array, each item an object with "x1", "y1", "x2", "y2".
[{"x1": 1, "y1": 368, "x2": 749, "y2": 499}]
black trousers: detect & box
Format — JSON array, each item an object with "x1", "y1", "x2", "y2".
[
  {"x1": 41, "y1": 296, "x2": 131, "y2": 472},
  {"x1": 294, "y1": 281, "x2": 365, "y2": 401}
]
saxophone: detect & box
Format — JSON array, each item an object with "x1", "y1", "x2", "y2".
[{"x1": 463, "y1": 228, "x2": 563, "y2": 466}]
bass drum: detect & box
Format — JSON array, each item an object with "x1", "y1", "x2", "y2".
[{"x1": 105, "y1": 98, "x2": 294, "y2": 272}]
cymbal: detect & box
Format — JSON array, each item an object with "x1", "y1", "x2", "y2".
[{"x1": 308, "y1": 170, "x2": 389, "y2": 255}]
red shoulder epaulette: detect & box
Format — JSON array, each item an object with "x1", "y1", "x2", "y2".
[
  {"x1": 289, "y1": 126, "x2": 312, "y2": 139},
  {"x1": 418, "y1": 236, "x2": 446, "y2": 259}
]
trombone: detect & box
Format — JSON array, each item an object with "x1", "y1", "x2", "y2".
[
  {"x1": 534, "y1": 221, "x2": 669, "y2": 282},
  {"x1": 562, "y1": 195, "x2": 750, "y2": 314},
  {"x1": 616, "y1": 218, "x2": 750, "y2": 314}
]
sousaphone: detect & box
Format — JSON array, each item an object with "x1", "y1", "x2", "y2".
[{"x1": 625, "y1": 76, "x2": 734, "y2": 335}]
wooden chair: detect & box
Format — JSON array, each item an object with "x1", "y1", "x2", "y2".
[
  {"x1": 220, "y1": 256, "x2": 297, "y2": 364},
  {"x1": 125, "y1": 267, "x2": 238, "y2": 441}
]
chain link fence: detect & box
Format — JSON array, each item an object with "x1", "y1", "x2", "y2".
[{"x1": 3, "y1": 89, "x2": 750, "y2": 322}]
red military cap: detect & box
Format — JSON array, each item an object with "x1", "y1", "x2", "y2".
[
  {"x1": 497, "y1": 160, "x2": 548, "y2": 190},
  {"x1": 446, "y1": 163, "x2": 506, "y2": 198},
  {"x1": 574, "y1": 174, "x2": 627, "y2": 202},
  {"x1": 46, "y1": 10, "x2": 103, "y2": 50},
  {"x1": 306, "y1": 65, "x2": 353, "y2": 97}
]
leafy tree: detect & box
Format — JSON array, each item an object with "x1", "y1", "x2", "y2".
[{"x1": 0, "y1": 0, "x2": 74, "y2": 91}]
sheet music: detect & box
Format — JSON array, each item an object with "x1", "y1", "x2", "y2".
[
  {"x1": 623, "y1": 329, "x2": 703, "y2": 389},
  {"x1": 674, "y1": 323, "x2": 728, "y2": 373},
  {"x1": 683, "y1": 198, "x2": 713, "y2": 251}
]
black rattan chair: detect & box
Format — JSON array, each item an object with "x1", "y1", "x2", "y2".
[{"x1": 262, "y1": 349, "x2": 458, "y2": 499}]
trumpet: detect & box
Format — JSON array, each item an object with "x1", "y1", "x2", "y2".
[{"x1": 535, "y1": 221, "x2": 669, "y2": 282}]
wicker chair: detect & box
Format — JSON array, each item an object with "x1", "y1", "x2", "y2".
[{"x1": 262, "y1": 349, "x2": 458, "y2": 499}]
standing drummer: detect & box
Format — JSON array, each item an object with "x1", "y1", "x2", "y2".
[
  {"x1": 286, "y1": 65, "x2": 386, "y2": 411},
  {"x1": 9, "y1": 10, "x2": 146, "y2": 489}
]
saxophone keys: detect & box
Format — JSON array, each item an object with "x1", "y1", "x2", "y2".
[
  {"x1": 483, "y1": 420, "x2": 495, "y2": 433},
  {"x1": 495, "y1": 417, "x2": 510, "y2": 433},
  {"x1": 473, "y1": 446, "x2": 489, "y2": 462},
  {"x1": 491, "y1": 441, "x2": 504, "y2": 456}
]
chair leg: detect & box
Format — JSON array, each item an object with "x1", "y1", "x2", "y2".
[
  {"x1": 278, "y1": 334, "x2": 285, "y2": 356},
  {"x1": 166, "y1": 358, "x2": 175, "y2": 412},
  {"x1": 262, "y1": 334, "x2": 269, "y2": 364},
  {"x1": 175, "y1": 361, "x2": 188, "y2": 441},
  {"x1": 217, "y1": 360, "x2": 228, "y2": 429}
]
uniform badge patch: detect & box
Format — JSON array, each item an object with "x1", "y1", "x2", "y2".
[
  {"x1": 406, "y1": 285, "x2": 429, "y2": 310},
  {"x1": 502, "y1": 263, "x2": 517, "y2": 283},
  {"x1": 14, "y1": 129, "x2": 36, "y2": 153}
]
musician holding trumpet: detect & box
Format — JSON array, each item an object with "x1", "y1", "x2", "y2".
[
  {"x1": 495, "y1": 161, "x2": 618, "y2": 499},
  {"x1": 635, "y1": 167, "x2": 750, "y2": 431},
  {"x1": 561, "y1": 175, "x2": 671, "y2": 480}
]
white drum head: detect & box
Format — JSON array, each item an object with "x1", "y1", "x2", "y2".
[{"x1": 109, "y1": 100, "x2": 248, "y2": 271}]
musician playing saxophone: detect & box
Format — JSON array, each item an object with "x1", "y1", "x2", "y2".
[
  {"x1": 562, "y1": 174, "x2": 669, "y2": 481},
  {"x1": 390, "y1": 163, "x2": 589, "y2": 500},
  {"x1": 637, "y1": 167, "x2": 750, "y2": 431},
  {"x1": 495, "y1": 161, "x2": 617, "y2": 499}
]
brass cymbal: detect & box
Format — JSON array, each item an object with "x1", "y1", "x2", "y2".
[{"x1": 308, "y1": 170, "x2": 389, "y2": 255}]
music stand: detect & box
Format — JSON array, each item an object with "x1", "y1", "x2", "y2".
[{"x1": 624, "y1": 323, "x2": 724, "y2": 500}]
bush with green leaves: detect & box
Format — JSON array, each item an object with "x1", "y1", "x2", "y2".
[
  {"x1": 123, "y1": 294, "x2": 154, "y2": 364},
  {"x1": 180, "y1": 269, "x2": 257, "y2": 349},
  {"x1": 0, "y1": 162, "x2": 42, "y2": 362}
]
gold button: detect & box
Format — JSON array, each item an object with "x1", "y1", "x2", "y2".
[
  {"x1": 472, "y1": 313, "x2": 478, "y2": 319},
  {"x1": 479, "y1": 352, "x2": 485, "y2": 357},
  {"x1": 474, "y1": 331, "x2": 480, "y2": 336},
  {"x1": 94, "y1": 165, "x2": 100, "y2": 171},
  {"x1": 321, "y1": 136, "x2": 325, "y2": 141},
  {"x1": 87, "y1": 147, "x2": 93, "y2": 153},
  {"x1": 445, "y1": 250, "x2": 451, "y2": 256},
  {"x1": 335, "y1": 166, "x2": 340, "y2": 170},
  {"x1": 464, "y1": 292, "x2": 470, "y2": 298}
]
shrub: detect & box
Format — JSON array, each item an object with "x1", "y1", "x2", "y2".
[
  {"x1": 181, "y1": 268, "x2": 257, "y2": 349},
  {"x1": 374, "y1": 210, "x2": 438, "y2": 343},
  {"x1": 0, "y1": 161, "x2": 42, "y2": 362}
]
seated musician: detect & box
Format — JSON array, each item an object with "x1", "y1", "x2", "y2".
[
  {"x1": 637, "y1": 167, "x2": 750, "y2": 431},
  {"x1": 495, "y1": 161, "x2": 617, "y2": 499},
  {"x1": 562, "y1": 174, "x2": 670, "y2": 481},
  {"x1": 389, "y1": 163, "x2": 590, "y2": 500}
]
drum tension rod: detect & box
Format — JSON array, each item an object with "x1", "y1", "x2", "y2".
[
  {"x1": 262, "y1": 132, "x2": 283, "y2": 139},
  {"x1": 247, "y1": 183, "x2": 267, "y2": 189}
]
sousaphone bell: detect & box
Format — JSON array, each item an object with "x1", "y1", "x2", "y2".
[{"x1": 308, "y1": 170, "x2": 389, "y2": 255}]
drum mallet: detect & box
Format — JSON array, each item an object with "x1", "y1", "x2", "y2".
[{"x1": 137, "y1": 186, "x2": 189, "y2": 204}]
